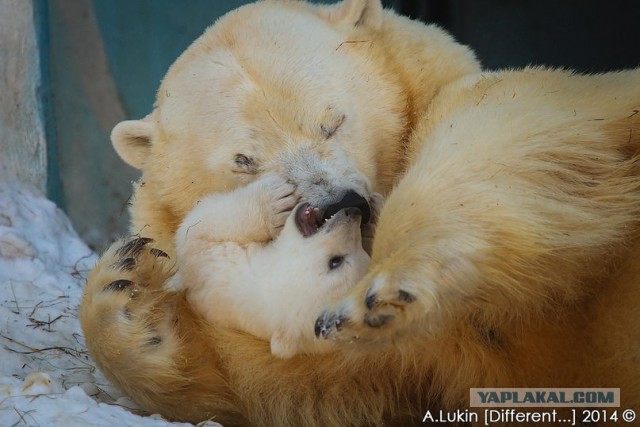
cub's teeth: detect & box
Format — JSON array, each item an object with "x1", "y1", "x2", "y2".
[{"x1": 323, "y1": 213, "x2": 338, "y2": 223}]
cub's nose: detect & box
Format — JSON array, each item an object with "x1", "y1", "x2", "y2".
[{"x1": 323, "y1": 190, "x2": 371, "y2": 224}]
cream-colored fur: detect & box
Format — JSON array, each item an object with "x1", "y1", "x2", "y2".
[
  {"x1": 174, "y1": 173, "x2": 371, "y2": 358},
  {"x1": 80, "y1": 0, "x2": 640, "y2": 425}
]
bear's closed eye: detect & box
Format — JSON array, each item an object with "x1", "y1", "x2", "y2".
[{"x1": 233, "y1": 154, "x2": 259, "y2": 174}]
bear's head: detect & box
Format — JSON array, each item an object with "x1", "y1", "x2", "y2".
[{"x1": 110, "y1": 0, "x2": 479, "y2": 247}]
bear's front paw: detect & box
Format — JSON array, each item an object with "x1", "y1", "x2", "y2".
[
  {"x1": 314, "y1": 270, "x2": 428, "y2": 347},
  {"x1": 250, "y1": 173, "x2": 298, "y2": 237},
  {"x1": 81, "y1": 237, "x2": 178, "y2": 368},
  {"x1": 315, "y1": 252, "x2": 476, "y2": 347},
  {"x1": 91, "y1": 236, "x2": 172, "y2": 304}
]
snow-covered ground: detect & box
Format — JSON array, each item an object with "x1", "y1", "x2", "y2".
[{"x1": 0, "y1": 183, "x2": 219, "y2": 426}]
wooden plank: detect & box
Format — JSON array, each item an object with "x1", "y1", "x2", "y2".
[{"x1": 0, "y1": 0, "x2": 47, "y2": 192}]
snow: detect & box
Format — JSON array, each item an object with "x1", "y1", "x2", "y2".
[{"x1": 0, "y1": 183, "x2": 220, "y2": 426}]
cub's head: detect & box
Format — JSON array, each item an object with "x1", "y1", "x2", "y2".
[
  {"x1": 281, "y1": 203, "x2": 370, "y2": 291},
  {"x1": 269, "y1": 202, "x2": 371, "y2": 358}
]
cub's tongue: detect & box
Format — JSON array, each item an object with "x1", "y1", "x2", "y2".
[{"x1": 295, "y1": 203, "x2": 322, "y2": 237}]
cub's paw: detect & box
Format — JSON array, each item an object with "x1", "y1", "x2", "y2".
[{"x1": 249, "y1": 173, "x2": 298, "y2": 236}]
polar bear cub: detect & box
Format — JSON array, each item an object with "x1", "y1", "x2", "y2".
[{"x1": 174, "y1": 174, "x2": 376, "y2": 358}]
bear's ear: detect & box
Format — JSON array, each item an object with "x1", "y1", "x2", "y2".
[
  {"x1": 321, "y1": 0, "x2": 383, "y2": 30},
  {"x1": 111, "y1": 117, "x2": 154, "y2": 170}
]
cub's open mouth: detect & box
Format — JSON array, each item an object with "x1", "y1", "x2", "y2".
[
  {"x1": 295, "y1": 193, "x2": 370, "y2": 237},
  {"x1": 295, "y1": 203, "x2": 323, "y2": 237}
]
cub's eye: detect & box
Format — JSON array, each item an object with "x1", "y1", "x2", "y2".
[
  {"x1": 232, "y1": 154, "x2": 258, "y2": 174},
  {"x1": 328, "y1": 255, "x2": 345, "y2": 270}
]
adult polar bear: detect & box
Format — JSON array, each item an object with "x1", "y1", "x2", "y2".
[{"x1": 80, "y1": 0, "x2": 640, "y2": 424}]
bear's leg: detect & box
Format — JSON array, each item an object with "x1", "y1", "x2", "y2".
[
  {"x1": 316, "y1": 73, "x2": 640, "y2": 346},
  {"x1": 80, "y1": 237, "x2": 246, "y2": 424}
]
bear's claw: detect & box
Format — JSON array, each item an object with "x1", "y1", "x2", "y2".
[
  {"x1": 314, "y1": 310, "x2": 349, "y2": 339},
  {"x1": 115, "y1": 257, "x2": 136, "y2": 271},
  {"x1": 104, "y1": 279, "x2": 135, "y2": 292},
  {"x1": 149, "y1": 248, "x2": 170, "y2": 258},
  {"x1": 115, "y1": 236, "x2": 154, "y2": 257}
]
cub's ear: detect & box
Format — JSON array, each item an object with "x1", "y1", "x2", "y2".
[
  {"x1": 111, "y1": 116, "x2": 154, "y2": 170},
  {"x1": 270, "y1": 331, "x2": 298, "y2": 359},
  {"x1": 320, "y1": 0, "x2": 383, "y2": 30}
]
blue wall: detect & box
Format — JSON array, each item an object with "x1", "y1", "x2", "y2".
[
  {"x1": 93, "y1": 0, "x2": 348, "y2": 119},
  {"x1": 92, "y1": 0, "x2": 248, "y2": 119}
]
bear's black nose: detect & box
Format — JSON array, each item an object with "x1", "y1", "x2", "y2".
[{"x1": 323, "y1": 190, "x2": 371, "y2": 224}]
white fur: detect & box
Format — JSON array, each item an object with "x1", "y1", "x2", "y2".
[
  {"x1": 80, "y1": 1, "x2": 640, "y2": 424},
  {"x1": 175, "y1": 174, "x2": 370, "y2": 358}
]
